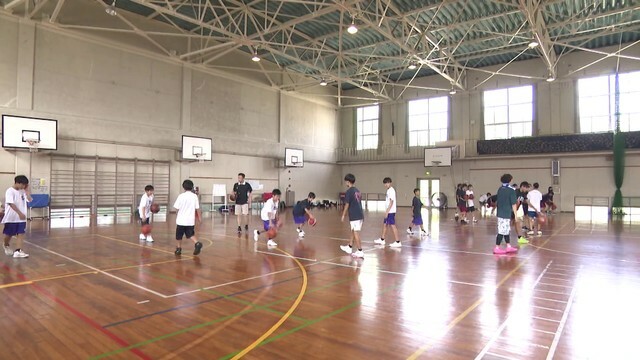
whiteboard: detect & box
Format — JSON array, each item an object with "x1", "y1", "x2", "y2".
[{"x1": 212, "y1": 184, "x2": 227, "y2": 197}]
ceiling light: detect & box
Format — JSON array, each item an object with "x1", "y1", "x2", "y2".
[
  {"x1": 546, "y1": 75, "x2": 556, "y2": 82},
  {"x1": 408, "y1": 63, "x2": 417, "y2": 70},
  {"x1": 449, "y1": 88, "x2": 457, "y2": 95},
  {"x1": 319, "y1": 78, "x2": 328, "y2": 86},
  {"x1": 347, "y1": 18, "x2": 358, "y2": 34},
  {"x1": 528, "y1": 40, "x2": 539, "y2": 49},
  {"x1": 105, "y1": 0, "x2": 117, "y2": 16},
  {"x1": 251, "y1": 51, "x2": 260, "y2": 62}
]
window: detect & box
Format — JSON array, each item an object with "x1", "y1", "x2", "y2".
[
  {"x1": 356, "y1": 105, "x2": 379, "y2": 150},
  {"x1": 483, "y1": 85, "x2": 533, "y2": 140},
  {"x1": 578, "y1": 71, "x2": 640, "y2": 133},
  {"x1": 408, "y1": 96, "x2": 449, "y2": 146}
]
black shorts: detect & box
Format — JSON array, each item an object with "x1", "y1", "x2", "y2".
[
  {"x1": 467, "y1": 206, "x2": 476, "y2": 212},
  {"x1": 140, "y1": 217, "x2": 150, "y2": 225},
  {"x1": 176, "y1": 225, "x2": 195, "y2": 240},
  {"x1": 522, "y1": 204, "x2": 529, "y2": 213}
]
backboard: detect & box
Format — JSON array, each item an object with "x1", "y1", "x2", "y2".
[
  {"x1": 182, "y1": 135, "x2": 212, "y2": 161},
  {"x1": 285, "y1": 148, "x2": 304, "y2": 167},
  {"x1": 2, "y1": 115, "x2": 57, "y2": 150},
  {"x1": 424, "y1": 147, "x2": 452, "y2": 167}
]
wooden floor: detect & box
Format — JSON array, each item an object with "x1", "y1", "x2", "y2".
[{"x1": 2, "y1": 207, "x2": 640, "y2": 360}]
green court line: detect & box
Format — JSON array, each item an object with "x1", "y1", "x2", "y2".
[
  {"x1": 90, "y1": 274, "x2": 354, "y2": 359},
  {"x1": 141, "y1": 269, "x2": 307, "y2": 322},
  {"x1": 217, "y1": 283, "x2": 402, "y2": 360}
]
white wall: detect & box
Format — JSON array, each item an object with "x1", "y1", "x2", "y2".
[{"x1": 0, "y1": 16, "x2": 341, "y2": 206}]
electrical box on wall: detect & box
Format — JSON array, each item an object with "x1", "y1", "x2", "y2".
[{"x1": 551, "y1": 159, "x2": 560, "y2": 177}]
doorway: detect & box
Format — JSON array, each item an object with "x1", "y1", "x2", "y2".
[{"x1": 418, "y1": 178, "x2": 440, "y2": 208}]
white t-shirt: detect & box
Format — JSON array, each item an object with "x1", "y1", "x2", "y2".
[
  {"x1": 261, "y1": 198, "x2": 278, "y2": 221},
  {"x1": 173, "y1": 191, "x2": 199, "y2": 226},
  {"x1": 527, "y1": 189, "x2": 543, "y2": 212},
  {"x1": 139, "y1": 193, "x2": 154, "y2": 219},
  {"x1": 479, "y1": 194, "x2": 488, "y2": 203},
  {"x1": 466, "y1": 190, "x2": 474, "y2": 207},
  {"x1": 2, "y1": 187, "x2": 29, "y2": 223},
  {"x1": 386, "y1": 187, "x2": 397, "y2": 214}
]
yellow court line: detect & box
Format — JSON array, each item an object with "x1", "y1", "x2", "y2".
[
  {"x1": 230, "y1": 247, "x2": 308, "y2": 360},
  {"x1": 0, "y1": 280, "x2": 34, "y2": 289},
  {"x1": 95, "y1": 234, "x2": 194, "y2": 258},
  {"x1": 406, "y1": 223, "x2": 570, "y2": 360}
]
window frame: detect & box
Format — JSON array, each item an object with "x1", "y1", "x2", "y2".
[
  {"x1": 355, "y1": 105, "x2": 380, "y2": 150},
  {"x1": 407, "y1": 96, "x2": 450, "y2": 147},
  {"x1": 482, "y1": 85, "x2": 534, "y2": 140}
]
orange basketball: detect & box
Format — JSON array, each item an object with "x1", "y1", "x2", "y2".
[
  {"x1": 267, "y1": 227, "x2": 277, "y2": 239},
  {"x1": 538, "y1": 214, "x2": 547, "y2": 225},
  {"x1": 229, "y1": 194, "x2": 236, "y2": 202},
  {"x1": 141, "y1": 224, "x2": 152, "y2": 235},
  {"x1": 150, "y1": 203, "x2": 160, "y2": 213},
  {"x1": 308, "y1": 217, "x2": 317, "y2": 226}
]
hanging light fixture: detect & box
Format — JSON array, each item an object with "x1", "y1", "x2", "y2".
[
  {"x1": 105, "y1": 0, "x2": 117, "y2": 16},
  {"x1": 251, "y1": 50, "x2": 260, "y2": 62},
  {"x1": 449, "y1": 88, "x2": 457, "y2": 95},
  {"x1": 408, "y1": 63, "x2": 417, "y2": 70},
  {"x1": 528, "y1": 40, "x2": 539, "y2": 49},
  {"x1": 546, "y1": 74, "x2": 556, "y2": 82},
  {"x1": 347, "y1": 17, "x2": 358, "y2": 34},
  {"x1": 319, "y1": 78, "x2": 328, "y2": 86}
]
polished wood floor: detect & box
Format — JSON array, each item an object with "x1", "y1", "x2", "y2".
[{"x1": 2, "y1": 207, "x2": 639, "y2": 359}]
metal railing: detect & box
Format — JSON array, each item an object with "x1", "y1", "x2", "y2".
[
  {"x1": 336, "y1": 144, "x2": 426, "y2": 162},
  {"x1": 574, "y1": 196, "x2": 610, "y2": 207}
]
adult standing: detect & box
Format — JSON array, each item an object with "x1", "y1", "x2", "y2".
[{"x1": 233, "y1": 173, "x2": 253, "y2": 233}]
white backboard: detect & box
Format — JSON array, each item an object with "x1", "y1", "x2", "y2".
[
  {"x1": 285, "y1": 148, "x2": 304, "y2": 167},
  {"x1": 182, "y1": 135, "x2": 212, "y2": 161},
  {"x1": 2, "y1": 115, "x2": 57, "y2": 150},
  {"x1": 424, "y1": 147, "x2": 452, "y2": 167}
]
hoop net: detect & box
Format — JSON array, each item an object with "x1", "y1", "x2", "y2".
[
  {"x1": 431, "y1": 160, "x2": 441, "y2": 167},
  {"x1": 25, "y1": 138, "x2": 40, "y2": 153},
  {"x1": 194, "y1": 153, "x2": 206, "y2": 164}
]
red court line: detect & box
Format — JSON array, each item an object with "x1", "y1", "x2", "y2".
[{"x1": 2, "y1": 263, "x2": 152, "y2": 360}]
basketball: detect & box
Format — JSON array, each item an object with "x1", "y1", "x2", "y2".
[
  {"x1": 267, "y1": 227, "x2": 277, "y2": 239},
  {"x1": 551, "y1": 203, "x2": 557, "y2": 210},
  {"x1": 469, "y1": 194, "x2": 474, "y2": 200},
  {"x1": 308, "y1": 217, "x2": 317, "y2": 226},
  {"x1": 229, "y1": 193, "x2": 236, "y2": 202},
  {"x1": 141, "y1": 224, "x2": 152, "y2": 235},
  {"x1": 538, "y1": 214, "x2": 547, "y2": 225},
  {"x1": 150, "y1": 203, "x2": 160, "y2": 213}
]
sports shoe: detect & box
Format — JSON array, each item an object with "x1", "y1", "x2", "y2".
[
  {"x1": 340, "y1": 245, "x2": 352, "y2": 254},
  {"x1": 527, "y1": 230, "x2": 534, "y2": 235},
  {"x1": 373, "y1": 238, "x2": 385, "y2": 245},
  {"x1": 237, "y1": 226, "x2": 242, "y2": 233},
  {"x1": 13, "y1": 250, "x2": 28, "y2": 258},
  {"x1": 244, "y1": 224, "x2": 249, "y2": 231},
  {"x1": 421, "y1": 231, "x2": 429, "y2": 237},
  {"x1": 299, "y1": 231, "x2": 305, "y2": 238},
  {"x1": 493, "y1": 247, "x2": 507, "y2": 255},
  {"x1": 505, "y1": 245, "x2": 518, "y2": 253},
  {"x1": 174, "y1": 247, "x2": 182, "y2": 255},
  {"x1": 473, "y1": 219, "x2": 478, "y2": 223},
  {"x1": 139, "y1": 234, "x2": 146, "y2": 241},
  {"x1": 537, "y1": 231, "x2": 543, "y2": 236},
  {"x1": 461, "y1": 219, "x2": 468, "y2": 224},
  {"x1": 267, "y1": 239, "x2": 278, "y2": 247},
  {"x1": 389, "y1": 241, "x2": 401, "y2": 248},
  {"x1": 352, "y1": 250, "x2": 364, "y2": 258},
  {"x1": 517, "y1": 236, "x2": 529, "y2": 244},
  {"x1": 145, "y1": 235, "x2": 154, "y2": 243},
  {"x1": 4, "y1": 246, "x2": 12, "y2": 256},
  {"x1": 406, "y1": 228, "x2": 413, "y2": 234},
  {"x1": 454, "y1": 214, "x2": 459, "y2": 222},
  {"x1": 296, "y1": 228, "x2": 301, "y2": 233},
  {"x1": 193, "y1": 241, "x2": 203, "y2": 255},
  {"x1": 253, "y1": 230, "x2": 259, "y2": 241}
]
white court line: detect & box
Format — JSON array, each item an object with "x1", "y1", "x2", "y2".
[
  {"x1": 496, "y1": 336, "x2": 550, "y2": 350},
  {"x1": 532, "y1": 305, "x2": 564, "y2": 313},
  {"x1": 255, "y1": 250, "x2": 317, "y2": 262},
  {"x1": 474, "y1": 261, "x2": 553, "y2": 360},
  {"x1": 538, "y1": 282, "x2": 572, "y2": 289},
  {"x1": 551, "y1": 264, "x2": 579, "y2": 268},
  {"x1": 546, "y1": 267, "x2": 580, "y2": 360},
  {"x1": 535, "y1": 288, "x2": 570, "y2": 296},
  {"x1": 532, "y1": 316, "x2": 561, "y2": 323},
  {"x1": 137, "y1": 300, "x2": 150, "y2": 304},
  {"x1": 544, "y1": 277, "x2": 573, "y2": 282},
  {"x1": 531, "y1": 327, "x2": 556, "y2": 335},
  {"x1": 533, "y1": 296, "x2": 567, "y2": 304},
  {"x1": 26, "y1": 241, "x2": 170, "y2": 298},
  {"x1": 544, "y1": 272, "x2": 574, "y2": 277},
  {"x1": 486, "y1": 351, "x2": 518, "y2": 360}
]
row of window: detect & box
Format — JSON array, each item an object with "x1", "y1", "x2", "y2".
[{"x1": 355, "y1": 71, "x2": 640, "y2": 150}]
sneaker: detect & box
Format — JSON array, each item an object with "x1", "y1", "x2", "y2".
[
  {"x1": 296, "y1": 228, "x2": 301, "y2": 233},
  {"x1": 373, "y1": 238, "x2": 385, "y2": 245},
  {"x1": 505, "y1": 246, "x2": 518, "y2": 253},
  {"x1": 139, "y1": 234, "x2": 146, "y2": 241},
  {"x1": 237, "y1": 226, "x2": 242, "y2": 233},
  {"x1": 340, "y1": 245, "x2": 353, "y2": 254},
  {"x1": 527, "y1": 230, "x2": 534, "y2": 235},
  {"x1": 299, "y1": 231, "x2": 305, "y2": 238},
  {"x1": 389, "y1": 241, "x2": 401, "y2": 248},
  {"x1": 461, "y1": 220, "x2": 468, "y2": 224},
  {"x1": 522, "y1": 226, "x2": 530, "y2": 231},
  {"x1": 454, "y1": 214, "x2": 459, "y2": 222},
  {"x1": 493, "y1": 247, "x2": 507, "y2": 255},
  {"x1": 267, "y1": 239, "x2": 278, "y2": 247},
  {"x1": 193, "y1": 241, "x2": 203, "y2": 255},
  {"x1": 175, "y1": 247, "x2": 182, "y2": 255},
  {"x1": 517, "y1": 236, "x2": 529, "y2": 244},
  {"x1": 352, "y1": 250, "x2": 364, "y2": 258},
  {"x1": 253, "y1": 230, "x2": 259, "y2": 241},
  {"x1": 13, "y1": 250, "x2": 28, "y2": 258},
  {"x1": 244, "y1": 224, "x2": 249, "y2": 231},
  {"x1": 4, "y1": 246, "x2": 12, "y2": 256},
  {"x1": 406, "y1": 228, "x2": 413, "y2": 234},
  {"x1": 421, "y1": 231, "x2": 429, "y2": 237},
  {"x1": 145, "y1": 235, "x2": 154, "y2": 243},
  {"x1": 473, "y1": 219, "x2": 478, "y2": 223},
  {"x1": 537, "y1": 231, "x2": 543, "y2": 236}
]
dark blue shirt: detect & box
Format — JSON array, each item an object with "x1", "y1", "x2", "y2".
[
  {"x1": 345, "y1": 187, "x2": 364, "y2": 221},
  {"x1": 412, "y1": 196, "x2": 423, "y2": 217},
  {"x1": 293, "y1": 199, "x2": 311, "y2": 216}
]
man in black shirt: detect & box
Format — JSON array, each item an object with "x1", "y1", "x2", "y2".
[
  {"x1": 340, "y1": 173, "x2": 364, "y2": 258},
  {"x1": 293, "y1": 192, "x2": 316, "y2": 238},
  {"x1": 233, "y1": 173, "x2": 252, "y2": 233},
  {"x1": 407, "y1": 188, "x2": 429, "y2": 237}
]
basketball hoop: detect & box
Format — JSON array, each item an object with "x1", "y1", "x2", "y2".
[
  {"x1": 194, "y1": 153, "x2": 206, "y2": 164},
  {"x1": 25, "y1": 138, "x2": 40, "y2": 153},
  {"x1": 431, "y1": 160, "x2": 441, "y2": 167}
]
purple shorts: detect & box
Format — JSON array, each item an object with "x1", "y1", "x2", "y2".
[
  {"x1": 383, "y1": 213, "x2": 396, "y2": 225},
  {"x1": 3, "y1": 222, "x2": 26, "y2": 236},
  {"x1": 294, "y1": 215, "x2": 306, "y2": 225},
  {"x1": 412, "y1": 215, "x2": 423, "y2": 225},
  {"x1": 263, "y1": 220, "x2": 271, "y2": 231}
]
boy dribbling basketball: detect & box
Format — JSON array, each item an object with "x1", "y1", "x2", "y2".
[
  {"x1": 254, "y1": 189, "x2": 281, "y2": 247},
  {"x1": 293, "y1": 192, "x2": 316, "y2": 238},
  {"x1": 173, "y1": 180, "x2": 202, "y2": 256},
  {"x1": 2, "y1": 175, "x2": 31, "y2": 258},
  {"x1": 138, "y1": 185, "x2": 154, "y2": 242}
]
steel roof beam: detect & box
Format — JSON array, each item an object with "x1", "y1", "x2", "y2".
[{"x1": 520, "y1": 0, "x2": 557, "y2": 79}]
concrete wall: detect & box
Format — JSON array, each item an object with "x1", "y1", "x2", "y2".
[
  {"x1": 338, "y1": 44, "x2": 640, "y2": 211},
  {"x1": 0, "y1": 16, "x2": 340, "y2": 205}
]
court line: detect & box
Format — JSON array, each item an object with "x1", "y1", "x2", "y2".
[
  {"x1": 546, "y1": 267, "x2": 580, "y2": 360},
  {"x1": 474, "y1": 261, "x2": 553, "y2": 360},
  {"x1": 406, "y1": 222, "x2": 571, "y2": 360},
  {"x1": 1, "y1": 263, "x2": 152, "y2": 360},
  {"x1": 25, "y1": 240, "x2": 170, "y2": 298},
  {"x1": 255, "y1": 249, "x2": 317, "y2": 262},
  {"x1": 230, "y1": 247, "x2": 308, "y2": 359},
  {"x1": 95, "y1": 234, "x2": 193, "y2": 258},
  {"x1": 526, "y1": 242, "x2": 640, "y2": 265}
]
